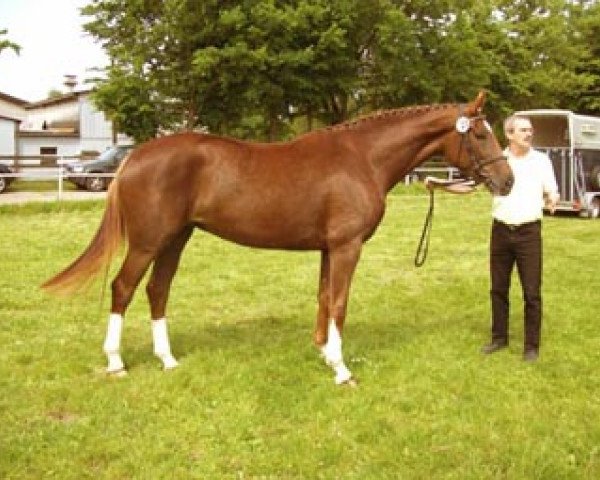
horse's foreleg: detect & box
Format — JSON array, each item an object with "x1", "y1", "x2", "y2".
[
  {"x1": 146, "y1": 227, "x2": 193, "y2": 370},
  {"x1": 320, "y1": 240, "x2": 362, "y2": 385},
  {"x1": 103, "y1": 248, "x2": 155, "y2": 375},
  {"x1": 313, "y1": 250, "x2": 330, "y2": 346},
  {"x1": 151, "y1": 318, "x2": 178, "y2": 370}
]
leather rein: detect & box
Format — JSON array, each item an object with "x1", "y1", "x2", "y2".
[
  {"x1": 414, "y1": 112, "x2": 504, "y2": 267},
  {"x1": 458, "y1": 114, "x2": 506, "y2": 187}
]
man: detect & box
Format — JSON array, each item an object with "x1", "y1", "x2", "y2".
[{"x1": 481, "y1": 114, "x2": 559, "y2": 361}]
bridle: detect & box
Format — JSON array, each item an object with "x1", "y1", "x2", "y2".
[
  {"x1": 414, "y1": 108, "x2": 506, "y2": 267},
  {"x1": 455, "y1": 108, "x2": 506, "y2": 188}
]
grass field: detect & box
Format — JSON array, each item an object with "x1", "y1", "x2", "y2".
[
  {"x1": 1, "y1": 188, "x2": 599, "y2": 479},
  {"x1": 4, "y1": 180, "x2": 78, "y2": 193}
]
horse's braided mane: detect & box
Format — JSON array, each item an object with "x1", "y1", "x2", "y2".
[{"x1": 323, "y1": 102, "x2": 456, "y2": 133}]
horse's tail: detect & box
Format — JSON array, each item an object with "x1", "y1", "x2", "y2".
[{"x1": 41, "y1": 180, "x2": 125, "y2": 295}]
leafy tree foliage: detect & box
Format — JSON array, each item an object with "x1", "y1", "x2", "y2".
[
  {"x1": 0, "y1": 29, "x2": 20, "y2": 56},
  {"x1": 479, "y1": 0, "x2": 592, "y2": 122},
  {"x1": 81, "y1": 0, "x2": 600, "y2": 142},
  {"x1": 570, "y1": 0, "x2": 600, "y2": 115}
]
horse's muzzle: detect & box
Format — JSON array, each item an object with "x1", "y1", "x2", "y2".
[
  {"x1": 498, "y1": 173, "x2": 514, "y2": 196},
  {"x1": 484, "y1": 172, "x2": 514, "y2": 196}
]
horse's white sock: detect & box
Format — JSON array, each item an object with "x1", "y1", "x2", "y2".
[
  {"x1": 152, "y1": 317, "x2": 178, "y2": 370},
  {"x1": 320, "y1": 319, "x2": 352, "y2": 384},
  {"x1": 103, "y1": 313, "x2": 125, "y2": 373}
]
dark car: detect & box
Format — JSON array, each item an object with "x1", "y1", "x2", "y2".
[
  {"x1": 64, "y1": 145, "x2": 134, "y2": 192},
  {"x1": 0, "y1": 163, "x2": 15, "y2": 194}
]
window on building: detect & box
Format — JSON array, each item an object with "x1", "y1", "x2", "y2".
[{"x1": 40, "y1": 147, "x2": 57, "y2": 155}]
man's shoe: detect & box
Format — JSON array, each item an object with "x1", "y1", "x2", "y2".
[
  {"x1": 523, "y1": 349, "x2": 539, "y2": 362},
  {"x1": 481, "y1": 340, "x2": 508, "y2": 355}
]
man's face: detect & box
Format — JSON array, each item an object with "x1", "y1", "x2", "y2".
[{"x1": 507, "y1": 118, "x2": 534, "y2": 151}]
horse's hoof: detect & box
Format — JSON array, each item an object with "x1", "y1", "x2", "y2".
[
  {"x1": 106, "y1": 368, "x2": 127, "y2": 378},
  {"x1": 342, "y1": 377, "x2": 358, "y2": 388},
  {"x1": 161, "y1": 356, "x2": 179, "y2": 370},
  {"x1": 155, "y1": 351, "x2": 179, "y2": 370}
]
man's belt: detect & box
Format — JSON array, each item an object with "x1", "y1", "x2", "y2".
[{"x1": 493, "y1": 218, "x2": 541, "y2": 231}]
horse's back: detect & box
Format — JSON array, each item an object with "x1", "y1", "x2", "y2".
[{"x1": 116, "y1": 131, "x2": 383, "y2": 250}]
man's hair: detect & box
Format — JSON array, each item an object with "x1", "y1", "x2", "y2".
[{"x1": 504, "y1": 114, "x2": 531, "y2": 135}]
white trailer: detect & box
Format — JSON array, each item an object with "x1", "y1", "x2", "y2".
[{"x1": 515, "y1": 109, "x2": 600, "y2": 218}]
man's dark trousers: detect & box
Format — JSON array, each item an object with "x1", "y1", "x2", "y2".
[{"x1": 490, "y1": 219, "x2": 542, "y2": 351}]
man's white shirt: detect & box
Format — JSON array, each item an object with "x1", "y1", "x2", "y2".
[{"x1": 492, "y1": 148, "x2": 558, "y2": 225}]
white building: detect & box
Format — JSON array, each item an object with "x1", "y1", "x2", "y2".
[
  {"x1": 0, "y1": 114, "x2": 21, "y2": 155},
  {"x1": 0, "y1": 87, "x2": 128, "y2": 159}
]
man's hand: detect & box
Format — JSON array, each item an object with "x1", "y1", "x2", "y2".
[
  {"x1": 545, "y1": 192, "x2": 559, "y2": 214},
  {"x1": 424, "y1": 176, "x2": 476, "y2": 194}
]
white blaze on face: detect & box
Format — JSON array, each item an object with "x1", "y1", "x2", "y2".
[{"x1": 484, "y1": 120, "x2": 492, "y2": 132}]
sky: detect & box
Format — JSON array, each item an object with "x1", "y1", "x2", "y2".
[{"x1": 0, "y1": 0, "x2": 108, "y2": 102}]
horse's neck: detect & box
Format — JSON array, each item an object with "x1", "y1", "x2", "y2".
[{"x1": 353, "y1": 109, "x2": 455, "y2": 193}]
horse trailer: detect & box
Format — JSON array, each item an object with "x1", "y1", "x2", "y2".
[{"x1": 515, "y1": 109, "x2": 600, "y2": 218}]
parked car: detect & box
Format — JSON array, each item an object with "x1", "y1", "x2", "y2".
[
  {"x1": 0, "y1": 163, "x2": 15, "y2": 194},
  {"x1": 64, "y1": 145, "x2": 134, "y2": 192}
]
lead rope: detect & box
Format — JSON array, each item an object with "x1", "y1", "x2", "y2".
[
  {"x1": 414, "y1": 187, "x2": 434, "y2": 267},
  {"x1": 414, "y1": 106, "x2": 469, "y2": 267}
]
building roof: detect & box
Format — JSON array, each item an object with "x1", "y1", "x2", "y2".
[
  {"x1": 25, "y1": 90, "x2": 92, "y2": 109},
  {"x1": 0, "y1": 114, "x2": 22, "y2": 123},
  {"x1": 0, "y1": 91, "x2": 29, "y2": 106},
  {"x1": 0, "y1": 89, "x2": 93, "y2": 110}
]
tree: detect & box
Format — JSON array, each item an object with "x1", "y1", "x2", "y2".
[
  {"x1": 186, "y1": 0, "x2": 388, "y2": 135},
  {"x1": 0, "y1": 29, "x2": 20, "y2": 56},
  {"x1": 370, "y1": 0, "x2": 495, "y2": 107},
  {"x1": 89, "y1": 64, "x2": 161, "y2": 143},
  {"x1": 475, "y1": 0, "x2": 592, "y2": 121},
  {"x1": 82, "y1": 0, "x2": 598, "y2": 142},
  {"x1": 83, "y1": 0, "x2": 405, "y2": 140},
  {"x1": 570, "y1": 0, "x2": 600, "y2": 115}
]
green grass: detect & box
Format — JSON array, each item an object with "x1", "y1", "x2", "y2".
[
  {"x1": 1, "y1": 189, "x2": 599, "y2": 479},
  {"x1": 4, "y1": 179, "x2": 78, "y2": 193}
]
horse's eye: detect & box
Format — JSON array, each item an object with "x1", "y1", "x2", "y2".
[
  {"x1": 472, "y1": 125, "x2": 488, "y2": 140},
  {"x1": 474, "y1": 119, "x2": 492, "y2": 139}
]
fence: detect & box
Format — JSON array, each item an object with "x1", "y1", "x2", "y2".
[
  {"x1": 0, "y1": 154, "x2": 97, "y2": 170},
  {"x1": 1, "y1": 155, "x2": 459, "y2": 200},
  {"x1": 0, "y1": 154, "x2": 110, "y2": 200}
]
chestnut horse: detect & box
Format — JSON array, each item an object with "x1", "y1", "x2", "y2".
[{"x1": 43, "y1": 91, "x2": 513, "y2": 384}]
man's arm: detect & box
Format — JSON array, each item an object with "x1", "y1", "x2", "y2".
[{"x1": 541, "y1": 154, "x2": 559, "y2": 214}]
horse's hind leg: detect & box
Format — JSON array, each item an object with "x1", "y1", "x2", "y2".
[
  {"x1": 313, "y1": 250, "x2": 330, "y2": 346},
  {"x1": 145, "y1": 226, "x2": 193, "y2": 370},
  {"x1": 103, "y1": 248, "x2": 155, "y2": 374}
]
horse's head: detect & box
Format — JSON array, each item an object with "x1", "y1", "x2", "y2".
[{"x1": 442, "y1": 91, "x2": 513, "y2": 196}]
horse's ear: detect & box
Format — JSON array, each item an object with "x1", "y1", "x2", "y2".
[{"x1": 472, "y1": 90, "x2": 486, "y2": 113}]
